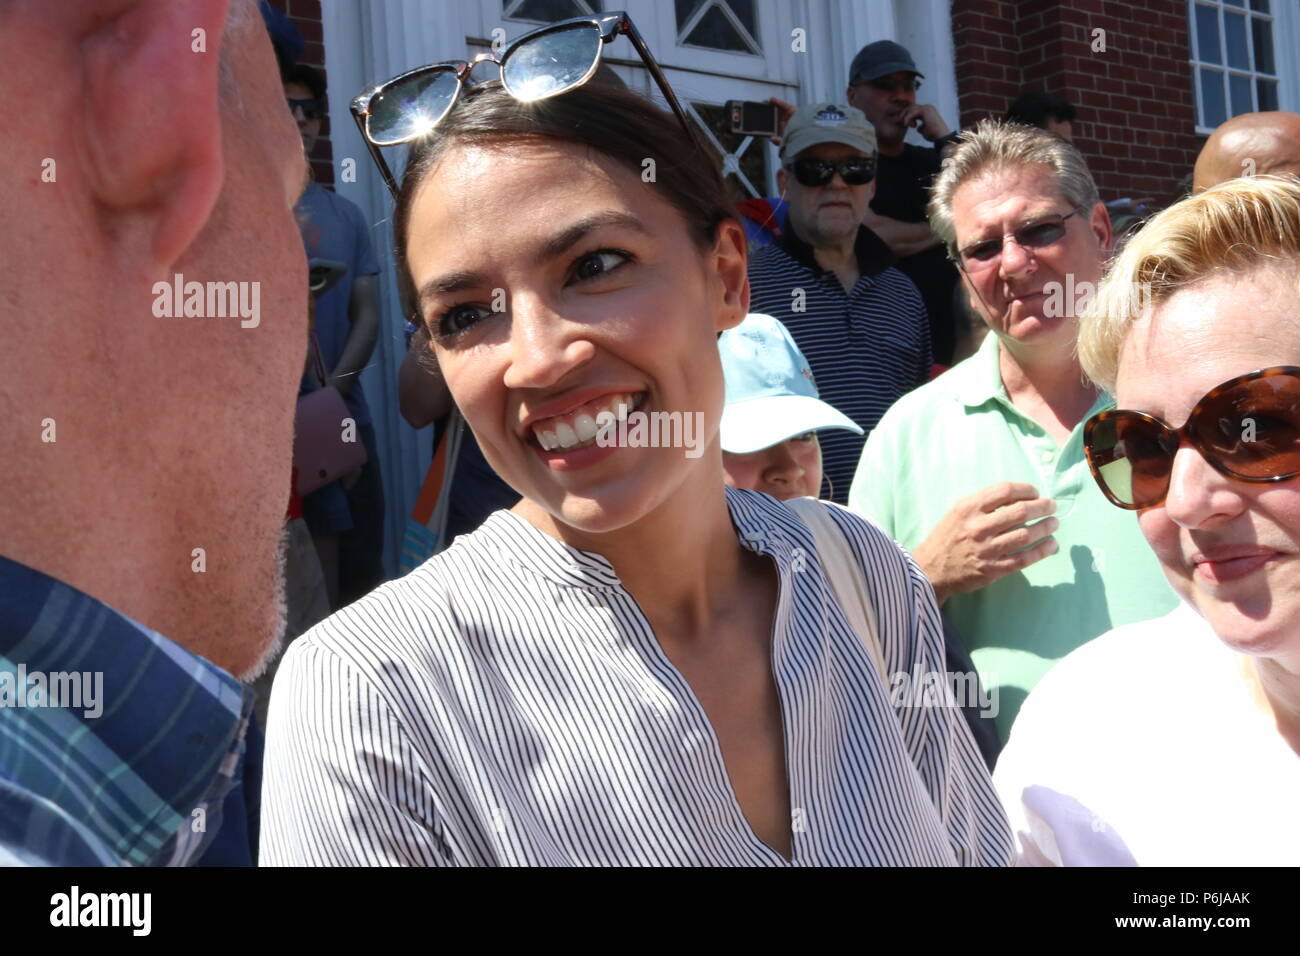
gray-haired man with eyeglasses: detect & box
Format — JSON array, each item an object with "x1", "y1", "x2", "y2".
[{"x1": 848, "y1": 120, "x2": 1179, "y2": 748}]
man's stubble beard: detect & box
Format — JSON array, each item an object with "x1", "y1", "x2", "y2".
[{"x1": 232, "y1": 524, "x2": 291, "y2": 683}]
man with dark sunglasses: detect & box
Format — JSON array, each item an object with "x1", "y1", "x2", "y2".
[
  {"x1": 849, "y1": 120, "x2": 1178, "y2": 747},
  {"x1": 846, "y1": 40, "x2": 965, "y2": 368},
  {"x1": 749, "y1": 103, "x2": 931, "y2": 507}
]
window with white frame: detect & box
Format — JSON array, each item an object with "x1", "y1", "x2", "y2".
[
  {"x1": 675, "y1": 0, "x2": 761, "y2": 55},
  {"x1": 503, "y1": 0, "x2": 602, "y2": 24},
  {"x1": 1188, "y1": 0, "x2": 1279, "y2": 130}
]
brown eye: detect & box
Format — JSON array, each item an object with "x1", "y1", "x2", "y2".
[{"x1": 572, "y1": 250, "x2": 630, "y2": 283}]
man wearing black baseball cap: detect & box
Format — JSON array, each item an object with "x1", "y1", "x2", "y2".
[{"x1": 847, "y1": 40, "x2": 964, "y2": 367}]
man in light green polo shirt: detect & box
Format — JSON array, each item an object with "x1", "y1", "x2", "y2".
[{"x1": 849, "y1": 120, "x2": 1177, "y2": 743}]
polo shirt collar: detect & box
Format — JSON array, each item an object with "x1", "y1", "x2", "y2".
[
  {"x1": 956, "y1": 331, "x2": 1114, "y2": 420},
  {"x1": 0, "y1": 552, "x2": 250, "y2": 866},
  {"x1": 777, "y1": 219, "x2": 896, "y2": 279},
  {"x1": 956, "y1": 329, "x2": 1011, "y2": 409}
]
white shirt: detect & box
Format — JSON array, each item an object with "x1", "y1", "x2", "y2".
[
  {"x1": 994, "y1": 601, "x2": 1300, "y2": 865},
  {"x1": 260, "y1": 487, "x2": 1012, "y2": 866}
]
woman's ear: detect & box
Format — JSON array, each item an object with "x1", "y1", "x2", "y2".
[{"x1": 710, "y1": 218, "x2": 750, "y2": 335}]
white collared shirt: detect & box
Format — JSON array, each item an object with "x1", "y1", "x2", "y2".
[
  {"x1": 261, "y1": 487, "x2": 1011, "y2": 866},
  {"x1": 995, "y1": 601, "x2": 1300, "y2": 866}
]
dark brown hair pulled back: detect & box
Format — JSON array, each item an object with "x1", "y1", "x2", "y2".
[{"x1": 391, "y1": 81, "x2": 734, "y2": 324}]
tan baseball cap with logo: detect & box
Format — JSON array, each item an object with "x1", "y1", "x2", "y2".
[{"x1": 780, "y1": 102, "x2": 877, "y2": 161}]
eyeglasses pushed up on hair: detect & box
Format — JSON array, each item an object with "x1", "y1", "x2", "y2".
[
  {"x1": 952, "y1": 209, "x2": 1081, "y2": 270},
  {"x1": 350, "y1": 11, "x2": 699, "y2": 199},
  {"x1": 1084, "y1": 366, "x2": 1300, "y2": 510}
]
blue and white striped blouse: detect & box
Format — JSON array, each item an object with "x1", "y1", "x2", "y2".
[{"x1": 260, "y1": 487, "x2": 1012, "y2": 866}]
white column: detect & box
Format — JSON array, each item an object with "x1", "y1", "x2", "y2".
[{"x1": 319, "y1": 0, "x2": 476, "y2": 578}]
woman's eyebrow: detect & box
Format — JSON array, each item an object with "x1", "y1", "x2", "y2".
[
  {"x1": 536, "y1": 211, "x2": 648, "y2": 264},
  {"x1": 417, "y1": 270, "x2": 485, "y2": 311},
  {"x1": 415, "y1": 212, "x2": 648, "y2": 309}
]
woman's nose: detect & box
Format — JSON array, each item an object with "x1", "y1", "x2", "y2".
[
  {"x1": 1162, "y1": 443, "x2": 1246, "y2": 530},
  {"x1": 764, "y1": 445, "x2": 805, "y2": 487},
  {"x1": 500, "y1": 292, "x2": 595, "y2": 391}
]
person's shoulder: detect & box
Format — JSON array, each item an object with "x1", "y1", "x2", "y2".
[
  {"x1": 780, "y1": 495, "x2": 915, "y2": 581},
  {"x1": 904, "y1": 142, "x2": 943, "y2": 167},
  {"x1": 748, "y1": 240, "x2": 796, "y2": 272},
  {"x1": 1017, "y1": 604, "x2": 1199, "y2": 721},
  {"x1": 874, "y1": 264, "x2": 925, "y2": 309},
  {"x1": 872, "y1": 351, "x2": 972, "y2": 426},
  {"x1": 281, "y1": 519, "x2": 510, "y2": 672}
]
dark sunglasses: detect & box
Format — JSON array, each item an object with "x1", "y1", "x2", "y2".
[
  {"x1": 954, "y1": 210, "x2": 1080, "y2": 268},
  {"x1": 350, "y1": 11, "x2": 698, "y2": 199},
  {"x1": 1084, "y1": 366, "x2": 1300, "y2": 510},
  {"x1": 868, "y1": 76, "x2": 921, "y2": 94},
  {"x1": 786, "y1": 157, "x2": 876, "y2": 188},
  {"x1": 287, "y1": 96, "x2": 325, "y2": 120}
]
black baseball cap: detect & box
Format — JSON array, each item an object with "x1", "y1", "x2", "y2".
[{"x1": 849, "y1": 40, "x2": 924, "y2": 86}]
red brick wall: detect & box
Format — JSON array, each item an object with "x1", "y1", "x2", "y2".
[
  {"x1": 951, "y1": 0, "x2": 1202, "y2": 208},
  {"x1": 268, "y1": 0, "x2": 334, "y2": 187}
]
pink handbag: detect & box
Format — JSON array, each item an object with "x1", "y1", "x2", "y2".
[{"x1": 293, "y1": 331, "x2": 368, "y2": 497}]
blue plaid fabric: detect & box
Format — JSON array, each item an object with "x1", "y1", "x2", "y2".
[{"x1": 0, "y1": 553, "x2": 252, "y2": 866}]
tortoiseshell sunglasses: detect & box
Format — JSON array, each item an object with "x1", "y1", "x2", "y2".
[{"x1": 1084, "y1": 366, "x2": 1300, "y2": 510}]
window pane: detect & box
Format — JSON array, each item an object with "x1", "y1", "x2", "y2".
[
  {"x1": 1250, "y1": 0, "x2": 1270, "y2": 12},
  {"x1": 692, "y1": 102, "x2": 768, "y2": 201},
  {"x1": 675, "y1": 0, "x2": 705, "y2": 31},
  {"x1": 686, "y1": 5, "x2": 750, "y2": 51},
  {"x1": 1224, "y1": 11, "x2": 1249, "y2": 68},
  {"x1": 1223, "y1": 0, "x2": 1244, "y2": 5},
  {"x1": 1195, "y1": 3, "x2": 1221, "y2": 63},
  {"x1": 728, "y1": 0, "x2": 757, "y2": 36},
  {"x1": 1252, "y1": 16, "x2": 1275, "y2": 73},
  {"x1": 1229, "y1": 72, "x2": 1253, "y2": 115},
  {"x1": 505, "y1": 0, "x2": 602, "y2": 22},
  {"x1": 1258, "y1": 78, "x2": 1279, "y2": 110},
  {"x1": 1200, "y1": 68, "x2": 1227, "y2": 126}
]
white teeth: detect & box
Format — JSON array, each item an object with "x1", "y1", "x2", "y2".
[
  {"x1": 573, "y1": 413, "x2": 598, "y2": 442},
  {"x1": 529, "y1": 392, "x2": 644, "y2": 451},
  {"x1": 554, "y1": 421, "x2": 579, "y2": 447}
]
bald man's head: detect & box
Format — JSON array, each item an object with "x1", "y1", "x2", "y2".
[{"x1": 1193, "y1": 111, "x2": 1300, "y2": 192}]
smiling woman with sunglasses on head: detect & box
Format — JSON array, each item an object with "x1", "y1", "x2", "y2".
[
  {"x1": 259, "y1": 13, "x2": 1011, "y2": 867},
  {"x1": 993, "y1": 174, "x2": 1300, "y2": 866}
]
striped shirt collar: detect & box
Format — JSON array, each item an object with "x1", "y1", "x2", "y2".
[
  {"x1": 470, "y1": 488, "x2": 794, "y2": 592},
  {"x1": 0, "y1": 552, "x2": 250, "y2": 866},
  {"x1": 775, "y1": 218, "x2": 896, "y2": 279}
]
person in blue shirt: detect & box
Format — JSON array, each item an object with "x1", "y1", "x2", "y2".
[
  {"x1": 285, "y1": 62, "x2": 387, "y2": 609},
  {"x1": 0, "y1": 0, "x2": 308, "y2": 866}
]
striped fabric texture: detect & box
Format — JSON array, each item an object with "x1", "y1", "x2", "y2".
[
  {"x1": 747, "y1": 226, "x2": 932, "y2": 504},
  {"x1": 261, "y1": 488, "x2": 1012, "y2": 866}
]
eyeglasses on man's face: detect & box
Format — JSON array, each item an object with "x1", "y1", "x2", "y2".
[
  {"x1": 953, "y1": 209, "x2": 1082, "y2": 271},
  {"x1": 349, "y1": 11, "x2": 698, "y2": 199},
  {"x1": 866, "y1": 75, "x2": 921, "y2": 94}
]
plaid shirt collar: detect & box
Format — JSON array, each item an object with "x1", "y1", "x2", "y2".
[{"x1": 0, "y1": 552, "x2": 251, "y2": 866}]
